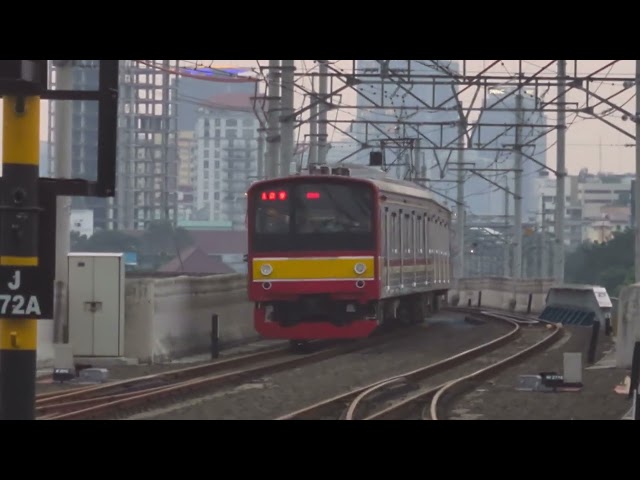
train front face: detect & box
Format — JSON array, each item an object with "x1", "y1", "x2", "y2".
[{"x1": 247, "y1": 176, "x2": 380, "y2": 340}]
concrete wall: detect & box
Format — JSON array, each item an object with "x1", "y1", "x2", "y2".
[
  {"x1": 124, "y1": 273, "x2": 255, "y2": 363},
  {"x1": 615, "y1": 283, "x2": 640, "y2": 368},
  {"x1": 37, "y1": 320, "x2": 55, "y2": 368},
  {"x1": 447, "y1": 277, "x2": 555, "y2": 314}
]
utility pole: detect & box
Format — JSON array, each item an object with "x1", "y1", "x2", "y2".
[
  {"x1": 456, "y1": 120, "x2": 465, "y2": 280},
  {"x1": 513, "y1": 91, "x2": 523, "y2": 279},
  {"x1": 635, "y1": 59, "x2": 640, "y2": 282},
  {"x1": 317, "y1": 60, "x2": 329, "y2": 164},
  {"x1": 554, "y1": 60, "x2": 567, "y2": 284},
  {"x1": 256, "y1": 127, "x2": 265, "y2": 180},
  {"x1": 279, "y1": 60, "x2": 295, "y2": 177},
  {"x1": 0, "y1": 92, "x2": 41, "y2": 420},
  {"x1": 52, "y1": 60, "x2": 73, "y2": 344},
  {"x1": 266, "y1": 60, "x2": 281, "y2": 179},
  {"x1": 540, "y1": 196, "x2": 547, "y2": 278},
  {"x1": 308, "y1": 83, "x2": 318, "y2": 166},
  {"x1": 0, "y1": 60, "x2": 119, "y2": 420},
  {"x1": 503, "y1": 174, "x2": 510, "y2": 277}
]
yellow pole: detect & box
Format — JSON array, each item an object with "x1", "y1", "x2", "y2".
[{"x1": 0, "y1": 94, "x2": 40, "y2": 420}]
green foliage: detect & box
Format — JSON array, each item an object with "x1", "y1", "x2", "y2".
[
  {"x1": 72, "y1": 229, "x2": 141, "y2": 253},
  {"x1": 140, "y1": 220, "x2": 193, "y2": 256},
  {"x1": 564, "y1": 228, "x2": 634, "y2": 296},
  {"x1": 68, "y1": 220, "x2": 195, "y2": 271}
]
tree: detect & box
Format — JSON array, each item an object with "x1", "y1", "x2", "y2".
[
  {"x1": 70, "y1": 230, "x2": 89, "y2": 251},
  {"x1": 138, "y1": 220, "x2": 194, "y2": 270},
  {"x1": 81, "y1": 229, "x2": 141, "y2": 253},
  {"x1": 564, "y1": 228, "x2": 634, "y2": 296},
  {"x1": 140, "y1": 220, "x2": 193, "y2": 256}
]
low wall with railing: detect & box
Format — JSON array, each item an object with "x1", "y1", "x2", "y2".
[
  {"x1": 124, "y1": 273, "x2": 255, "y2": 363},
  {"x1": 447, "y1": 277, "x2": 555, "y2": 314}
]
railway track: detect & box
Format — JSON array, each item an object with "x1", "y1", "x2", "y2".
[
  {"x1": 35, "y1": 324, "x2": 420, "y2": 420},
  {"x1": 276, "y1": 308, "x2": 563, "y2": 420}
]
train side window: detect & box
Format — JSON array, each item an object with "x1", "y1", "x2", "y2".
[
  {"x1": 424, "y1": 216, "x2": 433, "y2": 255},
  {"x1": 382, "y1": 208, "x2": 388, "y2": 256},
  {"x1": 417, "y1": 215, "x2": 423, "y2": 254},
  {"x1": 391, "y1": 212, "x2": 398, "y2": 257},
  {"x1": 398, "y1": 212, "x2": 402, "y2": 257},
  {"x1": 412, "y1": 213, "x2": 417, "y2": 256},
  {"x1": 404, "y1": 213, "x2": 411, "y2": 254}
]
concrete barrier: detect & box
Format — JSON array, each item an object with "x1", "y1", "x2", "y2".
[
  {"x1": 124, "y1": 273, "x2": 255, "y2": 364},
  {"x1": 447, "y1": 277, "x2": 554, "y2": 314},
  {"x1": 615, "y1": 283, "x2": 640, "y2": 368},
  {"x1": 37, "y1": 320, "x2": 55, "y2": 368}
]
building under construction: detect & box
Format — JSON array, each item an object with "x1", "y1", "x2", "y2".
[{"x1": 48, "y1": 59, "x2": 179, "y2": 231}]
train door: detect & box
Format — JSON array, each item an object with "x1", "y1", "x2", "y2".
[
  {"x1": 399, "y1": 211, "x2": 404, "y2": 288},
  {"x1": 411, "y1": 211, "x2": 417, "y2": 288},
  {"x1": 425, "y1": 213, "x2": 431, "y2": 285},
  {"x1": 383, "y1": 207, "x2": 390, "y2": 291},
  {"x1": 435, "y1": 217, "x2": 441, "y2": 284}
]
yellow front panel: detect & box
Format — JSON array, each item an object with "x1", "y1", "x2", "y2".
[{"x1": 253, "y1": 257, "x2": 375, "y2": 281}]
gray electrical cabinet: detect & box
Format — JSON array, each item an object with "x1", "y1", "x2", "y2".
[{"x1": 68, "y1": 253, "x2": 125, "y2": 357}]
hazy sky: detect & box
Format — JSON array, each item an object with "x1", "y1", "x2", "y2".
[
  {"x1": 0, "y1": 60, "x2": 636, "y2": 177},
  {"x1": 212, "y1": 59, "x2": 639, "y2": 176}
]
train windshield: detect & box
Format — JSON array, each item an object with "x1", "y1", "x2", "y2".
[{"x1": 252, "y1": 181, "x2": 374, "y2": 252}]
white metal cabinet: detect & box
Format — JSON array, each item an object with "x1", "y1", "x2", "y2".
[{"x1": 68, "y1": 253, "x2": 125, "y2": 357}]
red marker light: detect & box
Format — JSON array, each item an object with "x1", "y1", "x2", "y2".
[
  {"x1": 306, "y1": 192, "x2": 320, "y2": 199},
  {"x1": 261, "y1": 190, "x2": 288, "y2": 201}
]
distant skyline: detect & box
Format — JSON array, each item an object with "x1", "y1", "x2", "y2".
[
  {"x1": 0, "y1": 60, "x2": 637, "y2": 177},
  {"x1": 209, "y1": 60, "x2": 638, "y2": 176}
]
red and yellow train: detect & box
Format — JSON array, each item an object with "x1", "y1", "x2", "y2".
[{"x1": 246, "y1": 164, "x2": 452, "y2": 343}]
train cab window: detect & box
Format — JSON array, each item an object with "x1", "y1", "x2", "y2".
[
  {"x1": 256, "y1": 205, "x2": 289, "y2": 234},
  {"x1": 293, "y1": 183, "x2": 372, "y2": 234},
  {"x1": 251, "y1": 181, "x2": 375, "y2": 252},
  {"x1": 255, "y1": 188, "x2": 291, "y2": 234}
]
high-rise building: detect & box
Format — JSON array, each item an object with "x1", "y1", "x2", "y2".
[
  {"x1": 174, "y1": 66, "x2": 255, "y2": 132},
  {"x1": 466, "y1": 86, "x2": 548, "y2": 221},
  {"x1": 172, "y1": 66, "x2": 258, "y2": 223},
  {"x1": 48, "y1": 60, "x2": 179, "y2": 231},
  {"x1": 192, "y1": 93, "x2": 258, "y2": 229},
  {"x1": 351, "y1": 60, "x2": 461, "y2": 206},
  {"x1": 39, "y1": 140, "x2": 50, "y2": 177}
]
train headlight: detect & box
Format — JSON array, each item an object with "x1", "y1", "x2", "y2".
[
  {"x1": 354, "y1": 262, "x2": 366, "y2": 275},
  {"x1": 260, "y1": 264, "x2": 273, "y2": 276}
]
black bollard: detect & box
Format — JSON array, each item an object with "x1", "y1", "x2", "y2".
[
  {"x1": 587, "y1": 320, "x2": 600, "y2": 365},
  {"x1": 477, "y1": 291, "x2": 482, "y2": 307},
  {"x1": 631, "y1": 342, "x2": 640, "y2": 419},
  {"x1": 527, "y1": 293, "x2": 533, "y2": 314},
  {"x1": 211, "y1": 314, "x2": 219, "y2": 359},
  {"x1": 629, "y1": 341, "x2": 640, "y2": 402}
]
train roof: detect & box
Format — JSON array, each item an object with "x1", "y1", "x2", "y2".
[{"x1": 247, "y1": 163, "x2": 451, "y2": 212}]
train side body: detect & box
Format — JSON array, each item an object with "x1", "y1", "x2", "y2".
[
  {"x1": 246, "y1": 166, "x2": 452, "y2": 341},
  {"x1": 371, "y1": 177, "x2": 452, "y2": 300}
]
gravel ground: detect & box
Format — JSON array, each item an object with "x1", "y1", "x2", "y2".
[
  {"x1": 35, "y1": 339, "x2": 289, "y2": 396},
  {"x1": 445, "y1": 324, "x2": 632, "y2": 420},
  {"x1": 124, "y1": 312, "x2": 512, "y2": 420}
]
